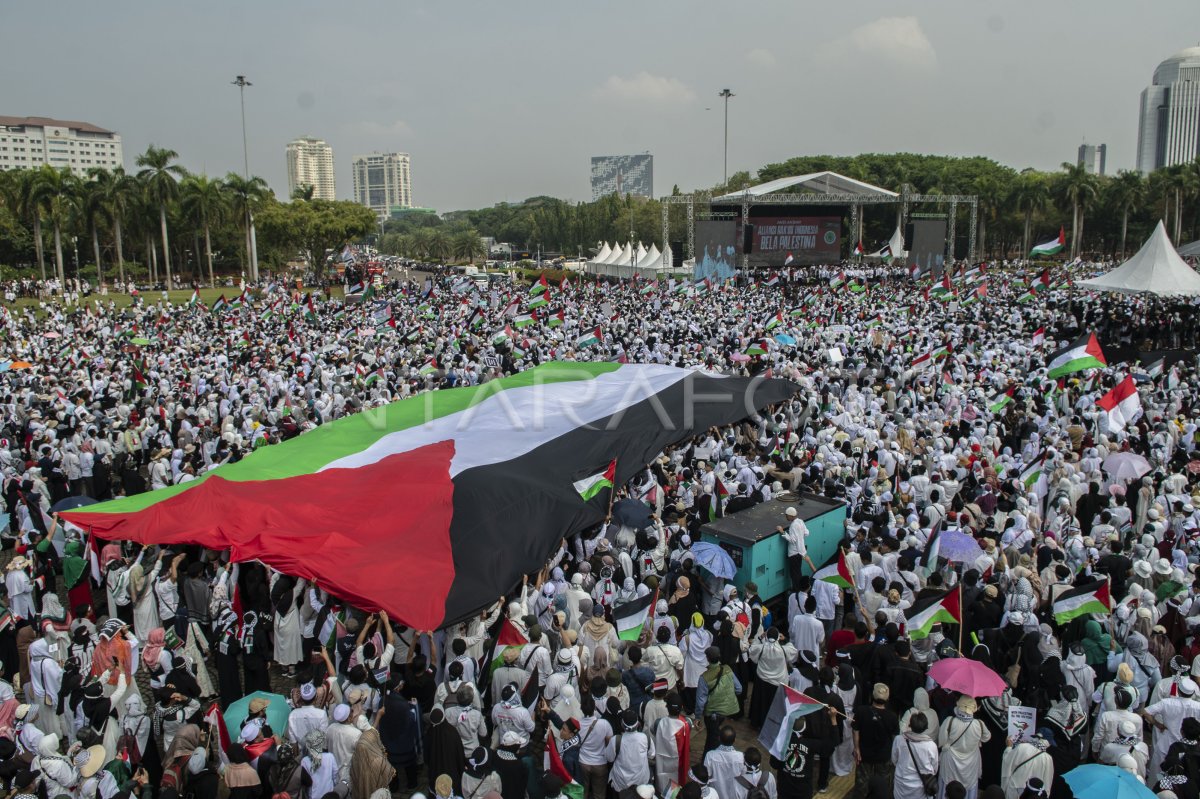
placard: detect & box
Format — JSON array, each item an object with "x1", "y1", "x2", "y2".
[{"x1": 1008, "y1": 706, "x2": 1036, "y2": 743}]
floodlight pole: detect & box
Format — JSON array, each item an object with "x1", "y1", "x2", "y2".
[
  {"x1": 232, "y1": 75, "x2": 259, "y2": 281},
  {"x1": 718, "y1": 89, "x2": 734, "y2": 186}
]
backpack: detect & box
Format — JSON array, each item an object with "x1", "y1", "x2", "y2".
[{"x1": 736, "y1": 772, "x2": 770, "y2": 799}]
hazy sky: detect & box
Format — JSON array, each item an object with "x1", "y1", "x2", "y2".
[{"x1": 4, "y1": 2, "x2": 1198, "y2": 211}]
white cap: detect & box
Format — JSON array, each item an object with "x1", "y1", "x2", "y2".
[{"x1": 785, "y1": 507, "x2": 798, "y2": 517}]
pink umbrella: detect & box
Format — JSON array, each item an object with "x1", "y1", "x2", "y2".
[
  {"x1": 730, "y1": 352, "x2": 751, "y2": 362},
  {"x1": 927, "y1": 657, "x2": 1007, "y2": 697}
]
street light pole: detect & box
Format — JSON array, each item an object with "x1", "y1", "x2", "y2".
[
  {"x1": 232, "y1": 75, "x2": 259, "y2": 282},
  {"x1": 718, "y1": 88, "x2": 734, "y2": 186}
]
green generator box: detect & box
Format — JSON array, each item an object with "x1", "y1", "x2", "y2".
[{"x1": 699, "y1": 493, "x2": 847, "y2": 602}]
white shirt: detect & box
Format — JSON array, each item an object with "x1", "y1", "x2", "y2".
[{"x1": 782, "y1": 518, "x2": 809, "y2": 557}]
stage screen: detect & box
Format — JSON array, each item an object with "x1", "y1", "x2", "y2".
[
  {"x1": 907, "y1": 219, "x2": 947, "y2": 278},
  {"x1": 694, "y1": 220, "x2": 738, "y2": 282},
  {"x1": 748, "y1": 216, "x2": 840, "y2": 267}
]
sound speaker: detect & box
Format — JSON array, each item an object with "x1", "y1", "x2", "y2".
[
  {"x1": 743, "y1": 223, "x2": 755, "y2": 254},
  {"x1": 903, "y1": 223, "x2": 914, "y2": 251}
]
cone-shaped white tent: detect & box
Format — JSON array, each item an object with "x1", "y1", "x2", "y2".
[
  {"x1": 591, "y1": 242, "x2": 612, "y2": 264},
  {"x1": 636, "y1": 244, "x2": 662, "y2": 270},
  {"x1": 1079, "y1": 221, "x2": 1200, "y2": 296}
]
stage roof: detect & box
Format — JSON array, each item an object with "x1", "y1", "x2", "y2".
[{"x1": 713, "y1": 171, "x2": 898, "y2": 202}]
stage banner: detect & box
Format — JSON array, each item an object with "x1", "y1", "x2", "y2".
[{"x1": 749, "y1": 216, "x2": 840, "y2": 267}]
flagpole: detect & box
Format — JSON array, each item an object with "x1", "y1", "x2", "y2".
[
  {"x1": 607, "y1": 457, "x2": 619, "y2": 519},
  {"x1": 957, "y1": 581, "x2": 964, "y2": 653}
]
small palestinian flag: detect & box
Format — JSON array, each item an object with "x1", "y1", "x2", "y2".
[
  {"x1": 211, "y1": 294, "x2": 228, "y2": 312},
  {"x1": 763, "y1": 311, "x2": 783, "y2": 331},
  {"x1": 1030, "y1": 227, "x2": 1066, "y2": 257},
  {"x1": 545, "y1": 733, "x2": 585, "y2": 799},
  {"x1": 530, "y1": 274, "x2": 550, "y2": 295},
  {"x1": 744, "y1": 340, "x2": 768, "y2": 357},
  {"x1": 709, "y1": 476, "x2": 730, "y2": 522},
  {"x1": 1020, "y1": 450, "x2": 1046, "y2": 489},
  {"x1": 489, "y1": 617, "x2": 529, "y2": 673},
  {"x1": 514, "y1": 312, "x2": 536, "y2": 329},
  {"x1": 905, "y1": 588, "x2": 961, "y2": 639},
  {"x1": 418, "y1": 358, "x2": 438, "y2": 376},
  {"x1": 613, "y1": 589, "x2": 657, "y2": 641},
  {"x1": 547, "y1": 309, "x2": 565, "y2": 328},
  {"x1": 988, "y1": 386, "x2": 1016, "y2": 413},
  {"x1": 878, "y1": 244, "x2": 892, "y2": 259},
  {"x1": 764, "y1": 275, "x2": 780, "y2": 287},
  {"x1": 188, "y1": 289, "x2": 201, "y2": 308},
  {"x1": 759, "y1": 686, "x2": 825, "y2": 759},
  {"x1": 931, "y1": 274, "x2": 954, "y2": 300},
  {"x1": 830, "y1": 272, "x2": 846, "y2": 289},
  {"x1": 362, "y1": 283, "x2": 377, "y2": 301},
  {"x1": 784, "y1": 253, "x2": 794, "y2": 265},
  {"x1": 575, "y1": 327, "x2": 602, "y2": 348},
  {"x1": 852, "y1": 241, "x2": 864, "y2": 257},
  {"x1": 1046, "y1": 332, "x2": 1106, "y2": 378},
  {"x1": 1032, "y1": 327, "x2": 1045, "y2": 347},
  {"x1": 573, "y1": 459, "x2": 616, "y2": 502},
  {"x1": 229, "y1": 292, "x2": 244, "y2": 310},
  {"x1": 1053, "y1": 578, "x2": 1111, "y2": 624},
  {"x1": 528, "y1": 291, "x2": 549, "y2": 310},
  {"x1": 814, "y1": 548, "x2": 852, "y2": 589},
  {"x1": 639, "y1": 281, "x2": 658, "y2": 296},
  {"x1": 962, "y1": 281, "x2": 987, "y2": 304},
  {"x1": 303, "y1": 294, "x2": 317, "y2": 321},
  {"x1": 1140, "y1": 357, "x2": 1165, "y2": 379},
  {"x1": 919, "y1": 524, "x2": 942, "y2": 577}
]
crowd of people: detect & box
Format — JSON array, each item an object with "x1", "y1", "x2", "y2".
[{"x1": 0, "y1": 256, "x2": 1199, "y2": 799}]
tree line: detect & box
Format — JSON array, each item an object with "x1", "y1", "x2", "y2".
[
  {"x1": 0, "y1": 145, "x2": 378, "y2": 286},
  {"x1": 434, "y1": 154, "x2": 1200, "y2": 261}
]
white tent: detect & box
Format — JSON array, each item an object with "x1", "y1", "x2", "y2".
[
  {"x1": 1079, "y1": 221, "x2": 1200, "y2": 296},
  {"x1": 592, "y1": 242, "x2": 612, "y2": 264},
  {"x1": 607, "y1": 242, "x2": 635, "y2": 266},
  {"x1": 633, "y1": 243, "x2": 647, "y2": 265},
  {"x1": 635, "y1": 243, "x2": 661, "y2": 270}
]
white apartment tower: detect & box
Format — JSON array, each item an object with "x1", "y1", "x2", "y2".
[
  {"x1": 352, "y1": 152, "x2": 412, "y2": 219},
  {"x1": 1136, "y1": 47, "x2": 1200, "y2": 174},
  {"x1": 286, "y1": 137, "x2": 336, "y2": 200},
  {"x1": 0, "y1": 115, "x2": 123, "y2": 172}
]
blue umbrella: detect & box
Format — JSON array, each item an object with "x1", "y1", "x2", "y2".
[
  {"x1": 1064, "y1": 764, "x2": 1157, "y2": 799},
  {"x1": 690, "y1": 541, "x2": 737, "y2": 579},
  {"x1": 774, "y1": 333, "x2": 797, "y2": 345},
  {"x1": 223, "y1": 691, "x2": 291, "y2": 737},
  {"x1": 936, "y1": 529, "x2": 984, "y2": 563}
]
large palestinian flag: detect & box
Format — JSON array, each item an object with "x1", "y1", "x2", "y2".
[
  {"x1": 1030, "y1": 227, "x2": 1066, "y2": 257},
  {"x1": 1053, "y1": 578, "x2": 1111, "y2": 624},
  {"x1": 1046, "y1": 332, "x2": 1106, "y2": 379},
  {"x1": 758, "y1": 686, "x2": 825, "y2": 759},
  {"x1": 63, "y1": 363, "x2": 794, "y2": 631}
]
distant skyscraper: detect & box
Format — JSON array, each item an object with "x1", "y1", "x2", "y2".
[
  {"x1": 1077, "y1": 143, "x2": 1107, "y2": 176},
  {"x1": 1136, "y1": 46, "x2": 1200, "y2": 174},
  {"x1": 352, "y1": 152, "x2": 412, "y2": 219},
  {"x1": 285, "y1": 137, "x2": 336, "y2": 200},
  {"x1": 0, "y1": 115, "x2": 123, "y2": 172},
  {"x1": 591, "y1": 154, "x2": 653, "y2": 200}
]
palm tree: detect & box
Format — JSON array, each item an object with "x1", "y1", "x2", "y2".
[
  {"x1": 0, "y1": 171, "x2": 46, "y2": 278},
  {"x1": 410, "y1": 227, "x2": 435, "y2": 259},
  {"x1": 91, "y1": 167, "x2": 137, "y2": 285},
  {"x1": 291, "y1": 184, "x2": 316, "y2": 202},
  {"x1": 223, "y1": 173, "x2": 269, "y2": 279},
  {"x1": 180, "y1": 174, "x2": 227, "y2": 287},
  {"x1": 81, "y1": 170, "x2": 111, "y2": 285},
  {"x1": 451, "y1": 230, "x2": 486, "y2": 264},
  {"x1": 30, "y1": 165, "x2": 79, "y2": 283},
  {"x1": 1010, "y1": 172, "x2": 1050, "y2": 257},
  {"x1": 1105, "y1": 171, "x2": 1146, "y2": 258},
  {"x1": 1056, "y1": 162, "x2": 1099, "y2": 258},
  {"x1": 1162, "y1": 164, "x2": 1190, "y2": 242},
  {"x1": 136, "y1": 145, "x2": 184, "y2": 288},
  {"x1": 427, "y1": 229, "x2": 452, "y2": 262}
]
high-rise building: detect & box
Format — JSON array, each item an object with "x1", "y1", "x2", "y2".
[
  {"x1": 351, "y1": 152, "x2": 412, "y2": 219},
  {"x1": 0, "y1": 115, "x2": 123, "y2": 172},
  {"x1": 1136, "y1": 46, "x2": 1200, "y2": 174},
  {"x1": 1077, "y1": 143, "x2": 1107, "y2": 176},
  {"x1": 591, "y1": 154, "x2": 653, "y2": 200},
  {"x1": 285, "y1": 137, "x2": 336, "y2": 200}
]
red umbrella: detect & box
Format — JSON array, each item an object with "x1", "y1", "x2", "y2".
[{"x1": 928, "y1": 657, "x2": 1007, "y2": 697}]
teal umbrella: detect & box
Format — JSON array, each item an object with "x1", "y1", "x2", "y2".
[
  {"x1": 1064, "y1": 764, "x2": 1156, "y2": 799},
  {"x1": 223, "y1": 691, "x2": 290, "y2": 737}
]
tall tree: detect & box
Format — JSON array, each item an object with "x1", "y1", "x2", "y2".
[
  {"x1": 81, "y1": 170, "x2": 111, "y2": 285},
  {"x1": 30, "y1": 165, "x2": 78, "y2": 283},
  {"x1": 223, "y1": 173, "x2": 270, "y2": 278},
  {"x1": 1010, "y1": 172, "x2": 1051, "y2": 257},
  {"x1": 1055, "y1": 162, "x2": 1099, "y2": 258},
  {"x1": 1105, "y1": 170, "x2": 1146, "y2": 258},
  {"x1": 180, "y1": 174, "x2": 228, "y2": 287},
  {"x1": 10, "y1": 169, "x2": 47, "y2": 279},
  {"x1": 136, "y1": 145, "x2": 184, "y2": 288},
  {"x1": 91, "y1": 167, "x2": 137, "y2": 286},
  {"x1": 450, "y1": 229, "x2": 486, "y2": 264}
]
